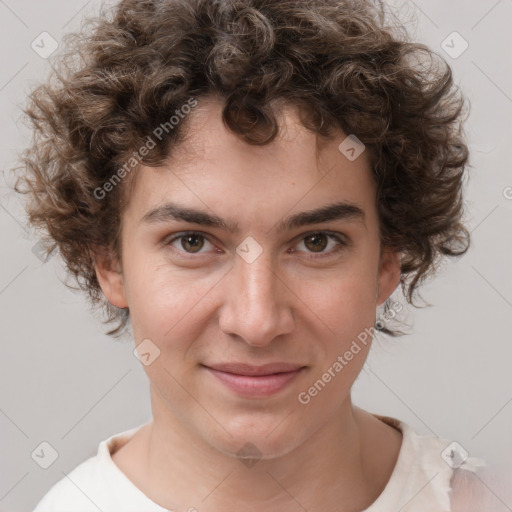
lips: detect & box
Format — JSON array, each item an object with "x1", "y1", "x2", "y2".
[
  {"x1": 203, "y1": 362, "x2": 305, "y2": 376},
  {"x1": 202, "y1": 362, "x2": 306, "y2": 397}
]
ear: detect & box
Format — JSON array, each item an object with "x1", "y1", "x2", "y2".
[
  {"x1": 376, "y1": 247, "x2": 401, "y2": 306},
  {"x1": 92, "y1": 247, "x2": 128, "y2": 309}
]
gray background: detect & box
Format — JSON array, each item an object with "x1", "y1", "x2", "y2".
[{"x1": 1, "y1": 0, "x2": 511, "y2": 510}]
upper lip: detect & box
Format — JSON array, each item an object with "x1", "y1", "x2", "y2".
[{"x1": 203, "y1": 362, "x2": 305, "y2": 376}]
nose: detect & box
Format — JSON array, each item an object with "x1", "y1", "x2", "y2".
[{"x1": 218, "y1": 251, "x2": 295, "y2": 347}]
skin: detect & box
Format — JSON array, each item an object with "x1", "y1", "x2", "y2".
[{"x1": 94, "y1": 95, "x2": 403, "y2": 512}]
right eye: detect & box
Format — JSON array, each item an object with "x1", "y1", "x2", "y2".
[{"x1": 164, "y1": 231, "x2": 221, "y2": 257}]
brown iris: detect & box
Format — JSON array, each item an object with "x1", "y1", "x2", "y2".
[
  {"x1": 181, "y1": 234, "x2": 205, "y2": 253},
  {"x1": 304, "y1": 233, "x2": 328, "y2": 253}
]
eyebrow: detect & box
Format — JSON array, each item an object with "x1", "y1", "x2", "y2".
[{"x1": 140, "y1": 200, "x2": 365, "y2": 233}]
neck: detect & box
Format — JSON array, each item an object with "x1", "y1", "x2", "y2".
[{"x1": 133, "y1": 389, "x2": 399, "y2": 512}]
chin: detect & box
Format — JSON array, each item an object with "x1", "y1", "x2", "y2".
[{"x1": 204, "y1": 418, "x2": 306, "y2": 462}]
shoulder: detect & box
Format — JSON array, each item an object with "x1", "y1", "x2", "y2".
[
  {"x1": 32, "y1": 425, "x2": 146, "y2": 512},
  {"x1": 449, "y1": 464, "x2": 512, "y2": 512},
  {"x1": 32, "y1": 455, "x2": 103, "y2": 512}
]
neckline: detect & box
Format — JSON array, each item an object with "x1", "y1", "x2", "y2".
[
  {"x1": 360, "y1": 414, "x2": 415, "y2": 510},
  {"x1": 102, "y1": 414, "x2": 413, "y2": 511}
]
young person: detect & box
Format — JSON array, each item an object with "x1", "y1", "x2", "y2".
[{"x1": 13, "y1": 0, "x2": 510, "y2": 510}]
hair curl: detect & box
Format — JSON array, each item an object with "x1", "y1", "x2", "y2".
[{"x1": 13, "y1": 0, "x2": 470, "y2": 337}]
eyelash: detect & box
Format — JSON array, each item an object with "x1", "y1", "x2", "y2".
[{"x1": 164, "y1": 230, "x2": 348, "y2": 261}]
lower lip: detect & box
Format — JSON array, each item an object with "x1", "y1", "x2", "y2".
[{"x1": 204, "y1": 367, "x2": 304, "y2": 397}]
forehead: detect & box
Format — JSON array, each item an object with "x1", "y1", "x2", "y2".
[
  {"x1": 166, "y1": 96, "x2": 370, "y2": 177},
  {"x1": 123, "y1": 96, "x2": 377, "y2": 229}
]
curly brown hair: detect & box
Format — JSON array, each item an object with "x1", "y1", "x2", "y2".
[{"x1": 12, "y1": 0, "x2": 470, "y2": 338}]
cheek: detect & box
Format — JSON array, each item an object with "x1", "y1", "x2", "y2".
[
  {"x1": 293, "y1": 264, "x2": 378, "y2": 340},
  {"x1": 124, "y1": 254, "x2": 221, "y2": 343},
  {"x1": 296, "y1": 275, "x2": 377, "y2": 404}
]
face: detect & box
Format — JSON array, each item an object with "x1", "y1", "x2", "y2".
[{"x1": 95, "y1": 96, "x2": 400, "y2": 460}]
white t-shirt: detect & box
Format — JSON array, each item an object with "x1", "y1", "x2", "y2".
[{"x1": 32, "y1": 414, "x2": 510, "y2": 511}]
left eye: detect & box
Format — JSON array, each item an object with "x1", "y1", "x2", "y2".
[{"x1": 293, "y1": 232, "x2": 347, "y2": 258}]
